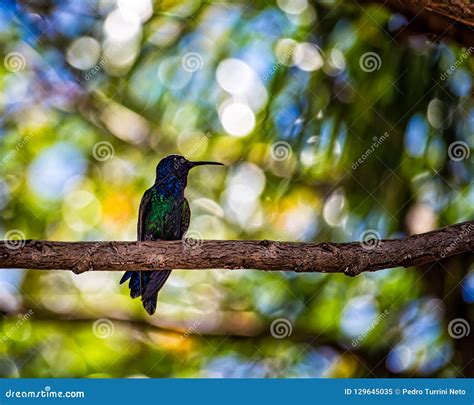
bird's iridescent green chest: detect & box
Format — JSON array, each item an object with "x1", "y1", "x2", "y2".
[
  {"x1": 145, "y1": 193, "x2": 174, "y2": 231},
  {"x1": 143, "y1": 189, "x2": 188, "y2": 240}
]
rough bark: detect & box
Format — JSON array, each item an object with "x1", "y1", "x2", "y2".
[
  {"x1": 0, "y1": 221, "x2": 472, "y2": 276},
  {"x1": 356, "y1": 0, "x2": 474, "y2": 47}
]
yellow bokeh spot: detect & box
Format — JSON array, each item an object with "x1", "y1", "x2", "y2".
[
  {"x1": 102, "y1": 192, "x2": 134, "y2": 225},
  {"x1": 148, "y1": 330, "x2": 196, "y2": 354}
]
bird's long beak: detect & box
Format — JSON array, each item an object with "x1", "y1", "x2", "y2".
[{"x1": 190, "y1": 161, "x2": 224, "y2": 167}]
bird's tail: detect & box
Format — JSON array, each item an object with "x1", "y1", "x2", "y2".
[{"x1": 120, "y1": 270, "x2": 172, "y2": 315}]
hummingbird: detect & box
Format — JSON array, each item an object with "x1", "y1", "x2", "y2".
[{"x1": 120, "y1": 154, "x2": 224, "y2": 315}]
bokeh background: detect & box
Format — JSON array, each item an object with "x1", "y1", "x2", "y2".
[{"x1": 0, "y1": 0, "x2": 473, "y2": 378}]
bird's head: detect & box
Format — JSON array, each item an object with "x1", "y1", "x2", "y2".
[{"x1": 155, "y1": 154, "x2": 223, "y2": 186}]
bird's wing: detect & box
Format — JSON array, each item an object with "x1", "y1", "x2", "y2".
[
  {"x1": 121, "y1": 188, "x2": 153, "y2": 286},
  {"x1": 180, "y1": 198, "x2": 191, "y2": 238},
  {"x1": 137, "y1": 188, "x2": 152, "y2": 241}
]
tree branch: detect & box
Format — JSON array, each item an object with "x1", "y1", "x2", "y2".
[
  {"x1": 0, "y1": 221, "x2": 472, "y2": 275},
  {"x1": 356, "y1": 0, "x2": 474, "y2": 47}
]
